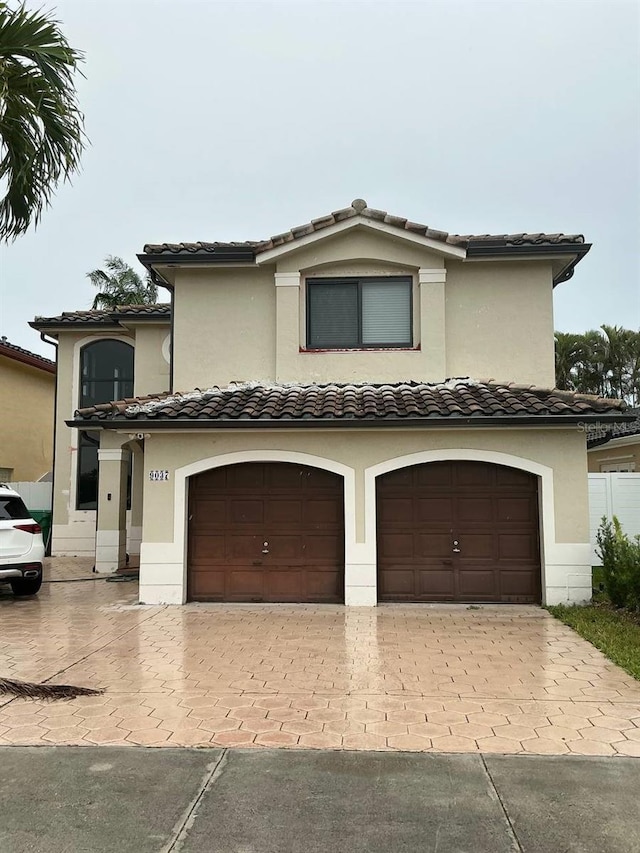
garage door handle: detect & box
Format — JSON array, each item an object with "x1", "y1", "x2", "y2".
[{"x1": 442, "y1": 559, "x2": 453, "y2": 565}]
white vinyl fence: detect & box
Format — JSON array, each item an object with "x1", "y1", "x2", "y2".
[
  {"x1": 7, "y1": 482, "x2": 52, "y2": 511},
  {"x1": 589, "y1": 473, "x2": 640, "y2": 565}
]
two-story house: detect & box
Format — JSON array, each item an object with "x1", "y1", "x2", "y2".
[{"x1": 31, "y1": 200, "x2": 630, "y2": 607}]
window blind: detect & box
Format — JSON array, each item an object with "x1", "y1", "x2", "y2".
[
  {"x1": 308, "y1": 282, "x2": 359, "y2": 347},
  {"x1": 361, "y1": 280, "x2": 411, "y2": 345}
]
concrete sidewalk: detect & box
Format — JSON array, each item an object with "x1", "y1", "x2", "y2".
[{"x1": 1, "y1": 748, "x2": 638, "y2": 853}]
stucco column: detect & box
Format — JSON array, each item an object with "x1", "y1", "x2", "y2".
[
  {"x1": 128, "y1": 443, "x2": 144, "y2": 556},
  {"x1": 275, "y1": 272, "x2": 300, "y2": 383},
  {"x1": 95, "y1": 437, "x2": 129, "y2": 573},
  {"x1": 419, "y1": 268, "x2": 447, "y2": 380}
]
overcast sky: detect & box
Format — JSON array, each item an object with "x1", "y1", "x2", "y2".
[{"x1": 1, "y1": 0, "x2": 638, "y2": 358}]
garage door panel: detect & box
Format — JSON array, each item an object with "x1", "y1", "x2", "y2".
[
  {"x1": 377, "y1": 461, "x2": 540, "y2": 603},
  {"x1": 188, "y1": 463, "x2": 343, "y2": 603},
  {"x1": 306, "y1": 570, "x2": 343, "y2": 599},
  {"x1": 379, "y1": 497, "x2": 413, "y2": 523},
  {"x1": 227, "y1": 535, "x2": 263, "y2": 560},
  {"x1": 415, "y1": 532, "x2": 453, "y2": 558},
  {"x1": 497, "y1": 497, "x2": 536, "y2": 522},
  {"x1": 500, "y1": 570, "x2": 537, "y2": 597},
  {"x1": 266, "y1": 535, "x2": 302, "y2": 560},
  {"x1": 383, "y1": 468, "x2": 414, "y2": 488},
  {"x1": 380, "y1": 569, "x2": 415, "y2": 595},
  {"x1": 498, "y1": 533, "x2": 538, "y2": 560},
  {"x1": 196, "y1": 468, "x2": 228, "y2": 489},
  {"x1": 267, "y1": 571, "x2": 302, "y2": 601},
  {"x1": 227, "y1": 570, "x2": 264, "y2": 598},
  {"x1": 305, "y1": 535, "x2": 343, "y2": 561},
  {"x1": 416, "y1": 497, "x2": 453, "y2": 522},
  {"x1": 461, "y1": 534, "x2": 494, "y2": 559},
  {"x1": 496, "y1": 467, "x2": 536, "y2": 489},
  {"x1": 378, "y1": 533, "x2": 413, "y2": 559},
  {"x1": 457, "y1": 497, "x2": 492, "y2": 523},
  {"x1": 230, "y1": 499, "x2": 264, "y2": 524},
  {"x1": 419, "y1": 569, "x2": 455, "y2": 596},
  {"x1": 228, "y1": 465, "x2": 266, "y2": 489},
  {"x1": 306, "y1": 468, "x2": 344, "y2": 489},
  {"x1": 265, "y1": 465, "x2": 303, "y2": 489},
  {"x1": 189, "y1": 569, "x2": 225, "y2": 600},
  {"x1": 305, "y1": 499, "x2": 342, "y2": 525},
  {"x1": 416, "y1": 465, "x2": 451, "y2": 487},
  {"x1": 191, "y1": 499, "x2": 226, "y2": 526},
  {"x1": 190, "y1": 534, "x2": 226, "y2": 561},
  {"x1": 456, "y1": 464, "x2": 493, "y2": 487},
  {"x1": 265, "y1": 499, "x2": 302, "y2": 524},
  {"x1": 458, "y1": 570, "x2": 496, "y2": 597}
]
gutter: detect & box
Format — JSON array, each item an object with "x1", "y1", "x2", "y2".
[
  {"x1": 65, "y1": 413, "x2": 634, "y2": 431},
  {"x1": 465, "y1": 242, "x2": 591, "y2": 285}
]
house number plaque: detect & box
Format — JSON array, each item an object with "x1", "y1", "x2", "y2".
[{"x1": 149, "y1": 470, "x2": 170, "y2": 482}]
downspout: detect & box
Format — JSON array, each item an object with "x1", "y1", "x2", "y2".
[{"x1": 39, "y1": 332, "x2": 58, "y2": 556}]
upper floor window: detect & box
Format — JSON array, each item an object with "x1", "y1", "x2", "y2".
[
  {"x1": 306, "y1": 277, "x2": 412, "y2": 349},
  {"x1": 80, "y1": 339, "x2": 134, "y2": 408}
]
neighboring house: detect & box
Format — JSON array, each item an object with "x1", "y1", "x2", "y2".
[
  {"x1": 31, "y1": 199, "x2": 632, "y2": 607},
  {"x1": 0, "y1": 336, "x2": 55, "y2": 482},
  {"x1": 587, "y1": 409, "x2": 640, "y2": 472}
]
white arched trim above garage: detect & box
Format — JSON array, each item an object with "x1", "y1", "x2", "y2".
[{"x1": 165, "y1": 450, "x2": 357, "y2": 604}]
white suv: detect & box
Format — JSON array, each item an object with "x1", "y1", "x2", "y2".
[{"x1": 0, "y1": 485, "x2": 45, "y2": 596}]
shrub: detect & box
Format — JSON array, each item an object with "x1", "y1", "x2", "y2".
[{"x1": 596, "y1": 516, "x2": 640, "y2": 610}]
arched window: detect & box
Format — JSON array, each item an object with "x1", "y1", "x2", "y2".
[
  {"x1": 80, "y1": 339, "x2": 134, "y2": 409},
  {"x1": 77, "y1": 340, "x2": 134, "y2": 510}
]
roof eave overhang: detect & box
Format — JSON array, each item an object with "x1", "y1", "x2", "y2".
[
  {"x1": 138, "y1": 247, "x2": 256, "y2": 277},
  {"x1": 0, "y1": 347, "x2": 55, "y2": 374},
  {"x1": 29, "y1": 321, "x2": 121, "y2": 333},
  {"x1": 587, "y1": 431, "x2": 640, "y2": 451},
  {"x1": 66, "y1": 413, "x2": 630, "y2": 431},
  {"x1": 465, "y1": 242, "x2": 591, "y2": 286}
]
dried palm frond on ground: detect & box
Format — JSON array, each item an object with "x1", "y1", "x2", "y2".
[{"x1": 0, "y1": 678, "x2": 104, "y2": 701}]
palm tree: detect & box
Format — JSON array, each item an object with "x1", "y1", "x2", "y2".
[
  {"x1": 554, "y1": 332, "x2": 582, "y2": 390},
  {"x1": 0, "y1": 3, "x2": 85, "y2": 240},
  {"x1": 555, "y1": 326, "x2": 640, "y2": 404},
  {"x1": 88, "y1": 255, "x2": 158, "y2": 309}
]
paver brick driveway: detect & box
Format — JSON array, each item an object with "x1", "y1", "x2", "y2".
[{"x1": 1, "y1": 559, "x2": 640, "y2": 755}]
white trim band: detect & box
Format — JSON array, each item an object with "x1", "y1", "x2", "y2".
[
  {"x1": 419, "y1": 268, "x2": 447, "y2": 284},
  {"x1": 274, "y1": 272, "x2": 301, "y2": 287},
  {"x1": 98, "y1": 449, "x2": 127, "y2": 462}
]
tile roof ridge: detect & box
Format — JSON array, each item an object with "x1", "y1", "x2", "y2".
[{"x1": 142, "y1": 199, "x2": 586, "y2": 255}]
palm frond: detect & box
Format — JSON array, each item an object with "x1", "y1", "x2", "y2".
[
  {"x1": 0, "y1": 3, "x2": 86, "y2": 240},
  {"x1": 0, "y1": 676, "x2": 104, "y2": 701}
]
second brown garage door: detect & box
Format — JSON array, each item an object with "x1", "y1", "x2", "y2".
[
  {"x1": 188, "y1": 462, "x2": 344, "y2": 603},
  {"x1": 377, "y1": 461, "x2": 540, "y2": 603}
]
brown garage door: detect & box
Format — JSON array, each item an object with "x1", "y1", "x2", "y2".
[
  {"x1": 188, "y1": 462, "x2": 344, "y2": 603},
  {"x1": 377, "y1": 461, "x2": 540, "y2": 603}
]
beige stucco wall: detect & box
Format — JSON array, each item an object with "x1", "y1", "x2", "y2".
[
  {"x1": 172, "y1": 267, "x2": 277, "y2": 390},
  {"x1": 134, "y1": 425, "x2": 591, "y2": 606},
  {"x1": 275, "y1": 227, "x2": 445, "y2": 274},
  {"x1": 588, "y1": 441, "x2": 640, "y2": 472},
  {"x1": 51, "y1": 324, "x2": 167, "y2": 545},
  {"x1": 445, "y1": 260, "x2": 555, "y2": 386},
  {"x1": 0, "y1": 356, "x2": 54, "y2": 481},
  {"x1": 140, "y1": 427, "x2": 588, "y2": 545},
  {"x1": 168, "y1": 228, "x2": 556, "y2": 389},
  {"x1": 51, "y1": 330, "x2": 135, "y2": 553},
  {"x1": 130, "y1": 324, "x2": 170, "y2": 396}
]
